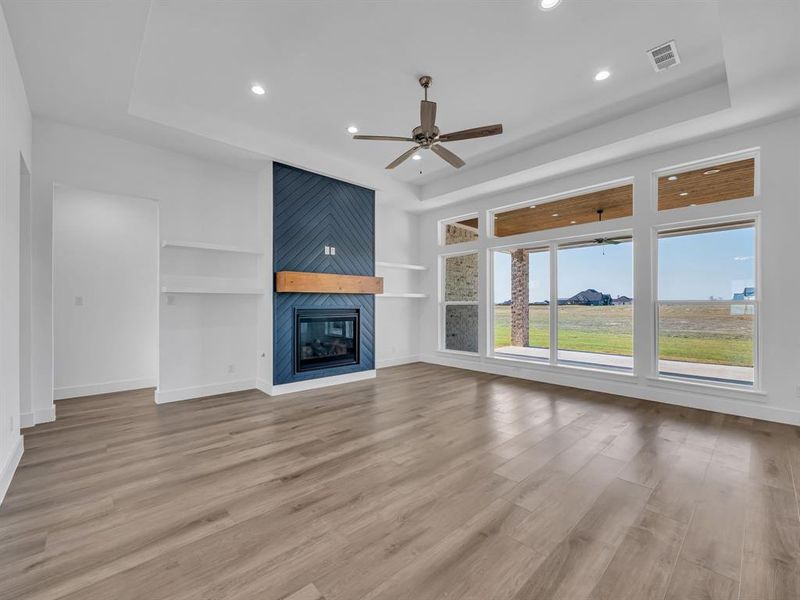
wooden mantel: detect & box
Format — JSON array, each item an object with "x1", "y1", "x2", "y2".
[{"x1": 275, "y1": 271, "x2": 384, "y2": 294}]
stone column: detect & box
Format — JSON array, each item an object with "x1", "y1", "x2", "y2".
[{"x1": 510, "y1": 249, "x2": 529, "y2": 347}]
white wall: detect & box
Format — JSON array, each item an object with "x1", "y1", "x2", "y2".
[
  {"x1": 31, "y1": 119, "x2": 263, "y2": 410},
  {"x1": 52, "y1": 187, "x2": 158, "y2": 399},
  {"x1": 417, "y1": 116, "x2": 800, "y2": 425},
  {"x1": 30, "y1": 120, "x2": 421, "y2": 413},
  {"x1": 0, "y1": 3, "x2": 32, "y2": 501}
]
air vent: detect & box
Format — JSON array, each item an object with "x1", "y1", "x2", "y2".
[{"x1": 647, "y1": 40, "x2": 680, "y2": 72}]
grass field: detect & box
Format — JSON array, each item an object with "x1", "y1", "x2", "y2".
[{"x1": 494, "y1": 304, "x2": 753, "y2": 367}]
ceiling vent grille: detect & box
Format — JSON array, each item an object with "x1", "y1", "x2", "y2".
[{"x1": 647, "y1": 40, "x2": 680, "y2": 72}]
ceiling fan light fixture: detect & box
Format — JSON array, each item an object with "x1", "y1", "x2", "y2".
[{"x1": 539, "y1": 0, "x2": 561, "y2": 10}]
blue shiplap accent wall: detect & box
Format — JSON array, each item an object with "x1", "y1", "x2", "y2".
[{"x1": 273, "y1": 162, "x2": 375, "y2": 385}]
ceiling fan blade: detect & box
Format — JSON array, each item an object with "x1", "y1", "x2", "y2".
[
  {"x1": 421, "y1": 100, "x2": 437, "y2": 133},
  {"x1": 386, "y1": 146, "x2": 422, "y2": 170},
  {"x1": 431, "y1": 144, "x2": 465, "y2": 169},
  {"x1": 438, "y1": 124, "x2": 503, "y2": 143},
  {"x1": 353, "y1": 135, "x2": 415, "y2": 142}
]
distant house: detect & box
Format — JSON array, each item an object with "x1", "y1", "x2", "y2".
[
  {"x1": 563, "y1": 289, "x2": 612, "y2": 306},
  {"x1": 732, "y1": 287, "x2": 755, "y2": 301},
  {"x1": 531, "y1": 300, "x2": 550, "y2": 306},
  {"x1": 613, "y1": 295, "x2": 633, "y2": 305}
]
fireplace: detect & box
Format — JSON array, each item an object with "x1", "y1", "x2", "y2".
[{"x1": 295, "y1": 308, "x2": 360, "y2": 373}]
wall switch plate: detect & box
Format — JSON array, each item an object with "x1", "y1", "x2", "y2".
[
  {"x1": 74, "y1": 296, "x2": 83, "y2": 306},
  {"x1": 324, "y1": 246, "x2": 330, "y2": 255},
  {"x1": 166, "y1": 295, "x2": 175, "y2": 306},
  {"x1": 330, "y1": 247, "x2": 336, "y2": 255}
]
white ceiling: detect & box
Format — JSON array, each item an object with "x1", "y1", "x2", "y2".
[{"x1": 2, "y1": 0, "x2": 799, "y2": 209}]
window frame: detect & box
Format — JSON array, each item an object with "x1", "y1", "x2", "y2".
[
  {"x1": 438, "y1": 213, "x2": 480, "y2": 247},
  {"x1": 651, "y1": 214, "x2": 762, "y2": 390},
  {"x1": 486, "y1": 229, "x2": 634, "y2": 374},
  {"x1": 439, "y1": 249, "x2": 480, "y2": 355}
]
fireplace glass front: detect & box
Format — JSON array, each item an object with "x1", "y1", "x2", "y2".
[{"x1": 295, "y1": 308, "x2": 360, "y2": 373}]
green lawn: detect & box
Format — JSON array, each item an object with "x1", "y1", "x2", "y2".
[{"x1": 494, "y1": 304, "x2": 753, "y2": 367}]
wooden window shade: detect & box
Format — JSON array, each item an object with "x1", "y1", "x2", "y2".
[
  {"x1": 493, "y1": 184, "x2": 633, "y2": 238},
  {"x1": 658, "y1": 158, "x2": 755, "y2": 211}
]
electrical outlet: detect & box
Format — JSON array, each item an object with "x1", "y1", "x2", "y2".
[
  {"x1": 166, "y1": 295, "x2": 176, "y2": 306},
  {"x1": 228, "y1": 364, "x2": 235, "y2": 374},
  {"x1": 74, "y1": 296, "x2": 83, "y2": 306}
]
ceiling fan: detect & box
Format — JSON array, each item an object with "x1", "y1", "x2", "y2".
[
  {"x1": 593, "y1": 209, "x2": 627, "y2": 246},
  {"x1": 352, "y1": 75, "x2": 503, "y2": 170}
]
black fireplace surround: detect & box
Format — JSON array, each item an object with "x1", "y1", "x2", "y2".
[{"x1": 294, "y1": 308, "x2": 360, "y2": 373}]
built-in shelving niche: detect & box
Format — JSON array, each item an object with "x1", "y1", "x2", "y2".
[
  {"x1": 160, "y1": 240, "x2": 265, "y2": 295},
  {"x1": 375, "y1": 261, "x2": 428, "y2": 299}
]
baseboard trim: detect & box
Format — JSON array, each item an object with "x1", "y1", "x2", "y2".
[
  {"x1": 265, "y1": 370, "x2": 376, "y2": 396},
  {"x1": 20, "y1": 405, "x2": 57, "y2": 428},
  {"x1": 420, "y1": 353, "x2": 800, "y2": 426},
  {"x1": 0, "y1": 435, "x2": 24, "y2": 507},
  {"x1": 54, "y1": 377, "x2": 157, "y2": 400},
  {"x1": 376, "y1": 355, "x2": 421, "y2": 369},
  {"x1": 155, "y1": 379, "x2": 256, "y2": 404}
]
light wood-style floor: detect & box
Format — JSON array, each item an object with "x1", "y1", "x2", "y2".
[{"x1": 2, "y1": 363, "x2": 800, "y2": 600}]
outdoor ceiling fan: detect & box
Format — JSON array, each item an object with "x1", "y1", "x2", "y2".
[
  {"x1": 592, "y1": 209, "x2": 627, "y2": 246},
  {"x1": 352, "y1": 75, "x2": 503, "y2": 170}
]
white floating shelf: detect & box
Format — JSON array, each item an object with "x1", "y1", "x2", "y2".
[
  {"x1": 161, "y1": 240, "x2": 262, "y2": 255},
  {"x1": 161, "y1": 286, "x2": 265, "y2": 295},
  {"x1": 377, "y1": 292, "x2": 428, "y2": 298},
  {"x1": 375, "y1": 261, "x2": 427, "y2": 271}
]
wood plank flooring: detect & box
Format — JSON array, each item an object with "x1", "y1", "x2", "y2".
[{"x1": 2, "y1": 363, "x2": 800, "y2": 599}]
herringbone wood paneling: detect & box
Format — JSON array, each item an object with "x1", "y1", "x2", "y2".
[{"x1": 273, "y1": 163, "x2": 375, "y2": 385}]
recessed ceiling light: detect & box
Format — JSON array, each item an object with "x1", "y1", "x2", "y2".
[
  {"x1": 539, "y1": 0, "x2": 561, "y2": 10},
  {"x1": 594, "y1": 70, "x2": 611, "y2": 82},
  {"x1": 703, "y1": 169, "x2": 721, "y2": 175},
  {"x1": 667, "y1": 175, "x2": 678, "y2": 181},
  {"x1": 689, "y1": 203, "x2": 697, "y2": 207},
  {"x1": 250, "y1": 84, "x2": 266, "y2": 96},
  {"x1": 552, "y1": 213, "x2": 560, "y2": 217},
  {"x1": 529, "y1": 205, "x2": 537, "y2": 209},
  {"x1": 347, "y1": 125, "x2": 359, "y2": 134},
  {"x1": 679, "y1": 192, "x2": 689, "y2": 196},
  {"x1": 412, "y1": 154, "x2": 422, "y2": 161},
  {"x1": 570, "y1": 220, "x2": 577, "y2": 224}
]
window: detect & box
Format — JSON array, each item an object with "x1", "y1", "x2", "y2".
[
  {"x1": 492, "y1": 247, "x2": 550, "y2": 360},
  {"x1": 557, "y1": 238, "x2": 634, "y2": 370},
  {"x1": 492, "y1": 184, "x2": 633, "y2": 237},
  {"x1": 657, "y1": 221, "x2": 757, "y2": 386},
  {"x1": 442, "y1": 252, "x2": 479, "y2": 352},
  {"x1": 658, "y1": 156, "x2": 756, "y2": 211},
  {"x1": 441, "y1": 215, "x2": 479, "y2": 245}
]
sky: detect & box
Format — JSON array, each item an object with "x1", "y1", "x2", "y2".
[{"x1": 493, "y1": 227, "x2": 755, "y2": 303}]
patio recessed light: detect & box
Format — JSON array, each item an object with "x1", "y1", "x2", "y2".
[
  {"x1": 703, "y1": 169, "x2": 721, "y2": 175},
  {"x1": 570, "y1": 220, "x2": 577, "y2": 224},
  {"x1": 539, "y1": 0, "x2": 561, "y2": 10},
  {"x1": 668, "y1": 175, "x2": 678, "y2": 181},
  {"x1": 689, "y1": 203, "x2": 697, "y2": 207},
  {"x1": 594, "y1": 70, "x2": 611, "y2": 82},
  {"x1": 250, "y1": 84, "x2": 266, "y2": 96},
  {"x1": 552, "y1": 213, "x2": 559, "y2": 217},
  {"x1": 412, "y1": 153, "x2": 422, "y2": 161},
  {"x1": 529, "y1": 205, "x2": 537, "y2": 209},
  {"x1": 679, "y1": 192, "x2": 689, "y2": 197},
  {"x1": 347, "y1": 125, "x2": 359, "y2": 134}
]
